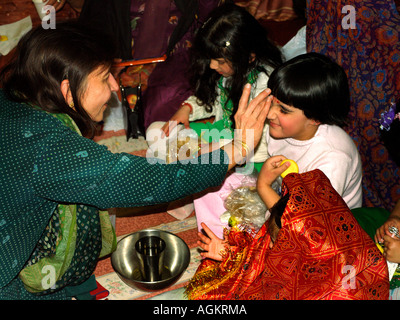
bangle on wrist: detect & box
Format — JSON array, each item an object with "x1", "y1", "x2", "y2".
[
  {"x1": 181, "y1": 102, "x2": 193, "y2": 114},
  {"x1": 235, "y1": 139, "x2": 250, "y2": 159},
  {"x1": 231, "y1": 139, "x2": 250, "y2": 164},
  {"x1": 240, "y1": 140, "x2": 250, "y2": 159}
]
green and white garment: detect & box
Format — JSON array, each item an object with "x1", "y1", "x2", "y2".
[
  {"x1": 18, "y1": 113, "x2": 117, "y2": 296},
  {"x1": 189, "y1": 69, "x2": 260, "y2": 143}
]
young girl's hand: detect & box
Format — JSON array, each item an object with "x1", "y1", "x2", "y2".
[
  {"x1": 258, "y1": 155, "x2": 290, "y2": 186},
  {"x1": 161, "y1": 104, "x2": 192, "y2": 137},
  {"x1": 197, "y1": 222, "x2": 228, "y2": 261},
  {"x1": 256, "y1": 155, "x2": 290, "y2": 209}
]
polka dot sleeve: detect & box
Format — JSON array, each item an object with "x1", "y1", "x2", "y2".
[{"x1": 31, "y1": 128, "x2": 229, "y2": 209}]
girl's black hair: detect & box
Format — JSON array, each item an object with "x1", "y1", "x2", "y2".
[
  {"x1": 269, "y1": 192, "x2": 290, "y2": 229},
  {"x1": 190, "y1": 3, "x2": 283, "y2": 127},
  {"x1": 268, "y1": 52, "x2": 351, "y2": 127},
  {"x1": 0, "y1": 22, "x2": 116, "y2": 137}
]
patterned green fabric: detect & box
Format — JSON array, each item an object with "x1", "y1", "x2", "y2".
[
  {"x1": 189, "y1": 120, "x2": 232, "y2": 143},
  {"x1": 19, "y1": 112, "x2": 117, "y2": 294},
  {"x1": 351, "y1": 207, "x2": 390, "y2": 241},
  {"x1": 0, "y1": 90, "x2": 228, "y2": 299}
]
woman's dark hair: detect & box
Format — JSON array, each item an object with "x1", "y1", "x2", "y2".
[
  {"x1": 190, "y1": 3, "x2": 283, "y2": 126},
  {"x1": 268, "y1": 52, "x2": 350, "y2": 127},
  {"x1": 0, "y1": 22, "x2": 116, "y2": 137}
]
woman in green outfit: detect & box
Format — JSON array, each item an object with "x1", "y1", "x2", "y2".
[{"x1": 0, "y1": 22, "x2": 270, "y2": 299}]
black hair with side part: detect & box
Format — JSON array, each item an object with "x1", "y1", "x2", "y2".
[{"x1": 267, "y1": 52, "x2": 350, "y2": 127}]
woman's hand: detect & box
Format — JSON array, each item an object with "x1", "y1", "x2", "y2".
[
  {"x1": 234, "y1": 84, "x2": 272, "y2": 155},
  {"x1": 197, "y1": 223, "x2": 228, "y2": 261},
  {"x1": 375, "y1": 217, "x2": 400, "y2": 244},
  {"x1": 382, "y1": 235, "x2": 400, "y2": 263},
  {"x1": 161, "y1": 104, "x2": 191, "y2": 137},
  {"x1": 216, "y1": 84, "x2": 271, "y2": 170},
  {"x1": 188, "y1": 84, "x2": 271, "y2": 170}
]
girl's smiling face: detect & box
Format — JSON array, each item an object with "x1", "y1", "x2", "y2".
[
  {"x1": 267, "y1": 97, "x2": 320, "y2": 141},
  {"x1": 209, "y1": 58, "x2": 234, "y2": 77}
]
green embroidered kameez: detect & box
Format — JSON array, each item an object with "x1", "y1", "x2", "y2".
[{"x1": 0, "y1": 90, "x2": 228, "y2": 299}]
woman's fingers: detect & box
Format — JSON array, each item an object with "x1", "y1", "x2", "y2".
[
  {"x1": 236, "y1": 86, "x2": 271, "y2": 123},
  {"x1": 236, "y1": 83, "x2": 252, "y2": 120},
  {"x1": 235, "y1": 85, "x2": 271, "y2": 136}
]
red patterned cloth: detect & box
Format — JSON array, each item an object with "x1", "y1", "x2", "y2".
[{"x1": 186, "y1": 170, "x2": 389, "y2": 300}]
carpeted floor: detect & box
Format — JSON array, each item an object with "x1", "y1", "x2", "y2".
[{"x1": 95, "y1": 211, "x2": 201, "y2": 300}]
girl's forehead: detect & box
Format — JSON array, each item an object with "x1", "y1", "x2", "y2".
[
  {"x1": 210, "y1": 56, "x2": 228, "y2": 63},
  {"x1": 273, "y1": 97, "x2": 288, "y2": 106},
  {"x1": 272, "y1": 97, "x2": 297, "y2": 109}
]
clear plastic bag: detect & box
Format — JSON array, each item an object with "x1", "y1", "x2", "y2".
[
  {"x1": 166, "y1": 128, "x2": 200, "y2": 163},
  {"x1": 219, "y1": 174, "x2": 268, "y2": 234}
]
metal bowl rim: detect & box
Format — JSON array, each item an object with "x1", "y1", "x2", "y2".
[{"x1": 111, "y1": 228, "x2": 190, "y2": 285}]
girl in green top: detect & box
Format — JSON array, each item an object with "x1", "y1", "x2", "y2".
[{"x1": 158, "y1": 3, "x2": 282, "y2": 166}]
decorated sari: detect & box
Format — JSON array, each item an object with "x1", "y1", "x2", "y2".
[{"x1": 186, "y1": 169, "x2": 389, "y2": 300}]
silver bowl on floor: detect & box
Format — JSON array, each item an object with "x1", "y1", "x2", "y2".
[{"x1": 111, "y1": 229, "x2": 190, "y2": 292}]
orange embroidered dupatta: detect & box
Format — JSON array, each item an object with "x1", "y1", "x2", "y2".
[{"x1": 186, "y1": 169, "x2": 389, "y2": 300}]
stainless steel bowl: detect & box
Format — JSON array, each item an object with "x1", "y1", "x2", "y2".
[{"x1": 111, "y1": 229, "x2": 190, "y2": 292}]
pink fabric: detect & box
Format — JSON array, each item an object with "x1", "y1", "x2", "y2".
[{"x1": 194, "y1": 172, "x2": 258, "y2": 239}]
